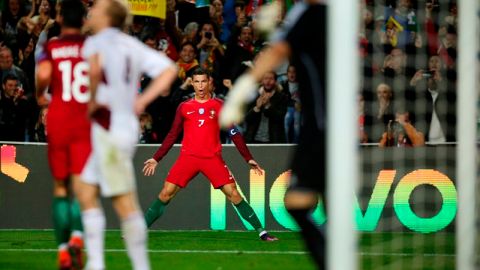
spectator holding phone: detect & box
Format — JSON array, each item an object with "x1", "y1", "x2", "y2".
[
  {"x1": 409, "y1": 55, "x2": 444, "y2": 87},
  {"x1": 0, "y1": 46, "x2": 30, "y2": 97},
  {"x1": 196, "y1": 22, "x2": 224, "y2": 76},
  {"x1": 379, "y1": 110, "x2": 425, "y2": 147},
  {"x1": 0, "y1": 73, "x2": 29, "y2": 141},
  {"x1": 408, "y1": 55, "x2": 456, "y2": 143}
]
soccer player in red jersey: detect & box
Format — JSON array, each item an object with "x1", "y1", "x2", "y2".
[
  {"x1": 35, "y1": 0, "x2": 88, "y2": 269},
  {"x1": 143, "y1": 68, "x2": 278, "y2": 241}
]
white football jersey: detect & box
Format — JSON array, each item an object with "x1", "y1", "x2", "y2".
[{"x1": 83, "y1": 28, "x2": 173, "y2": 114}]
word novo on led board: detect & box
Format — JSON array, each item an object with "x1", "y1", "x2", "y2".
[{"x1": 210, "y1": 169, "x2": 457, "y2": 233}]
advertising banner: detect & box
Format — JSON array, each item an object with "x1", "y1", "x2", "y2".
[
  {"x1": 0, "y1": 144, "x2": 456, "y2": 233},
  {"x1": 127, "y1": 0, "x2": 166, "y2": 19}
]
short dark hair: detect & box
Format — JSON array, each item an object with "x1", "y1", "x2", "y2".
[
  {"x1": 3, "y1": 73, "x2": 18, "y2": 85},
  {"x1": 141, "y1": 32, "x2": 157, "y2": 43},
  {"x1": 133, "y1": 15, "x2": 145, "y2": 25},
  {"x1": 265, "y1": 71, "x2": 278, "y2": 81},
  {"x1": 180, "y1": 41, "x2": 197, "y2": 55},
  {"x1": 199, "y1": 21, "x2": 219, "y2": 37},
  {"x1": 47, "y1": 21, "x2": 61, "y2": 40},
  {"x1": 60, "y1": 0, "x2": 86, "y2": 29},
  {"x1": 191, "y1": 67, "x2": 210, "y2": 78},
  {"x1": 234, "y1": 0, "x2": 245, "y2": 9}
]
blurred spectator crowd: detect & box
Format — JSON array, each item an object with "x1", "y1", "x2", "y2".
[{"x1": 0, "y1": 0, "x2": 458, "y2": 146}]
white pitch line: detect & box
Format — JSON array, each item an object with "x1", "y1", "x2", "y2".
[
  {"x1": 0, "y1": 229, "x2": 290, "y2": 233},
  {"x1": 0, "y1": 249, "x2": 455, "y2": 257},
  {"x1": 0, "y1": 248, "x2": 306, "y2": 255},
  {"x1": 359, "y1": 252, "x2": 455, "y2": 257}
]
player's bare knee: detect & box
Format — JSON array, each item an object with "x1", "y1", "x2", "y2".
[
  {"x1": 159, "y1": 189, "x2": 173, "y2": 203},
  {"x1": 76, "y1": 189, "x2": 98, "y2": 210},
  {"x1": 112, "y1": 193, "x2": 139, "y2": 219},
  {"x1": 284, "y1": 191, "x2": 318, "y2": 210},
  {"x1": 53, "y1": 180, "x2": 68, "y2": 197},
  {"x1": 227, "y1": 190, "x2": 243, "y2": 205},
  {"x1": 74, "y1": 182, "x2": 99, "y2": 210}
]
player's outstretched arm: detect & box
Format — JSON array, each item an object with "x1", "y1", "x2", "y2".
[{"x1": 143, "y1": 158, "x2": 158, "y2": 176}]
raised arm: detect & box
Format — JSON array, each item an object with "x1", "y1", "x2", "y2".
[{"x1": 403, "y1": 122, "x2": 425, "y2": 146}]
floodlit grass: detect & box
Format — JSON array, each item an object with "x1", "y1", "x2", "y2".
[{"x1": 0, "y1": 230, "x2": 454, "y2": 269}]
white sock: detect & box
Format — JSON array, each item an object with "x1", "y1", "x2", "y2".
[
  {"x1": 71, "y1": 230, "x2": 83, "y2": 239},
  {"x1": 121, "y1": 212, "x2": 150, "y2": 270},
  {"x1": 82, "y1": 208, "x2": 106, "y2": 270},
  {"x1": 58, "y1": 243, "x2": 68, "y2": 251}
]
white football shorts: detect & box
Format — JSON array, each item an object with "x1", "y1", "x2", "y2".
[{"x1": 82, "y1": 119, "x2": 138, "y2": 197}]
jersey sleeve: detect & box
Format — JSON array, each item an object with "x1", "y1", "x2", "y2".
[
  {"x1": 229, "y1": 126, "x2": 254, "y2": 162},
  {"x1": 152, "y1": 103, "x2": 185, "y2": 161},
  {"x1": 82, "y1": 36, "x2": 99, "y2": 59},
  {"x1": 270, "y1": 2, "x2": 308, "y2": 44},
  {"x1": 138, "y1": 43, "x2": 175, "y2": 78},
  {"x1": 35, "y1": 32, "x2": 50, "y2": 63}
]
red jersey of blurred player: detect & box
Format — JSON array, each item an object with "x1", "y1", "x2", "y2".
[{"x1": 37, "y1": 35, "x2": 91, "y2": 180}]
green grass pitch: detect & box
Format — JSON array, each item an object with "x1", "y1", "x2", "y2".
[{"x1": 0, "y1": 230, "x2": 454, "y2": 269}]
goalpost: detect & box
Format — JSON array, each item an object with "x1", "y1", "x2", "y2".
[
  {"x1": 328, "y1": 0, "x2": 479, "y2": 269},
  {"x1": 456, "y1": 0, "x2": 479, "y2": 269},
  {"x1": 327, "y1": 0, "x2": 359, "y2": 269}
]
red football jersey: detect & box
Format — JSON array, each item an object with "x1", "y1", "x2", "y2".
[
  {"x1": 180, "y1": 98, "x2": 223, "y2": 157},
  {"x1": 39, "y1": 35, "x2": 90, "y2": 139},
  {"x1": 153, "y1": 97, "x2": 253, "y2": 162}
]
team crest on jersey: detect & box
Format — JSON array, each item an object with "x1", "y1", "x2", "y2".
[
  {"x1": 199, "y1": 108, "x2": 205, "y2": 115},
  {"x1": 209, "y1": 109, "x2": 216, "y2": 119}
]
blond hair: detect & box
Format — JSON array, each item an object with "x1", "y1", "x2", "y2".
[{"x1": 106, "y1": 0, "x2": 131, "y2": 29}]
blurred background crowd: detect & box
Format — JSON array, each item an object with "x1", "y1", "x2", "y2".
[{"x1": 0, "y1": 0, "x2": 458, "y2": 146}]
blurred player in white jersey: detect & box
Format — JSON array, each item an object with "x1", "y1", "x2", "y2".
[{"x1": 77, "y1": 0, "x2": 177, "y2": 269}]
